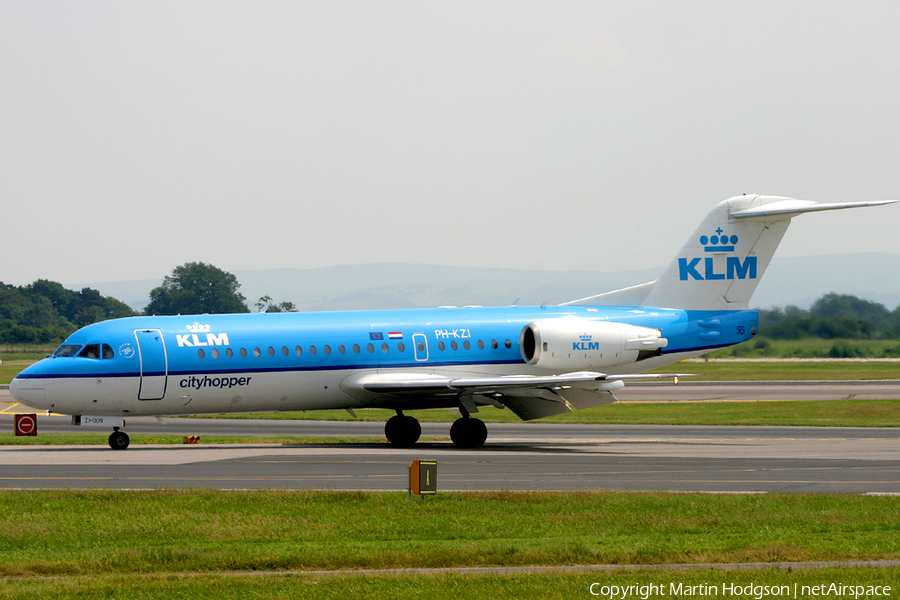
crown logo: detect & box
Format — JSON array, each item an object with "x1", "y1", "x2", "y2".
[
  {"x1": 186, "y1": 322, "x2": 211, "y2": 333},
  {"x1": 699, "y1": 228, "x2": 738, "y2": 252},
  {"x1": 580, "y1": 334, "x2": 592, "y2": 341}
]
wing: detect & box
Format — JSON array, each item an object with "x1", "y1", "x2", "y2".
[{"x1": 347, "y1": 371, "x2": 688, "y2": 421}]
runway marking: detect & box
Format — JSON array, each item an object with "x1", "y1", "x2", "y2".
[{"x1": 0, "y1": 403, "x2": 63, "y2": 416}]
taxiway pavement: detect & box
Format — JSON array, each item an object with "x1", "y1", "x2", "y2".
[{"x1": 1, "y1": 381, "x2": 899, "y2": 493}]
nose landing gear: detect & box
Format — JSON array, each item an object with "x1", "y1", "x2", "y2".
[{"x1": 108, "y1": 428, "x2": 130, "y2": 450}]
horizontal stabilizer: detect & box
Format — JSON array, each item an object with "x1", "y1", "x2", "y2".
[{"x1": 731, "y1": 199, "x2": 897, "y2": 221}]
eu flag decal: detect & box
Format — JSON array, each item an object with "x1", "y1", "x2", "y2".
[{"x1": 369, "y1": 332, "x2": 384, "y2": 340}]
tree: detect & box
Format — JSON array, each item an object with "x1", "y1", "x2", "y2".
[
  {"x1": 0, "y1": 280, "x2": 136, "y2": 344},
  {"x1": 810, "y1": 293, "x2": 893, "y2": 333},
  {"x1": 145, "y1": 262, "x2": 249, "y2": 315},
  {"x1": 254, "y1": 295, "x2": 299, "y2": 313}
]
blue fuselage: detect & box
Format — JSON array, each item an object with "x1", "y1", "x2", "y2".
[{"x1": 11, "y1": 305, "x2": 758, "y2": 417}]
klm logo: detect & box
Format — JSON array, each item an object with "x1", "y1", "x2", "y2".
[
  {"x1": 176, "y1": 322, "x2": 230, "y2": 348},
  {"x1": 678, "y1": 228, "x2": 758, "y2": 281},
  {"x1": 573, "y1": 333, "x2": 599, "y2": 351},
  {"x1": 679, "y1": 256, "x2": 758, "y2": 281}
]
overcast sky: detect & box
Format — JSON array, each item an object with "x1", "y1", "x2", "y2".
[{"x1": 2, "y1": 1, "x2": 898, "y2": 287}]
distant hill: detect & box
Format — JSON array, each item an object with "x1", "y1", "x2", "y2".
[{"x1": 69, "y1": 253, "x2": 900, "y2": 313}]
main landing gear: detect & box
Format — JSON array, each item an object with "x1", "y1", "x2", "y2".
[
  {"x1": 383, "y1": 409, "x2": 488, "y2": 449},
  {"x1": 384, "y1": 412, "x2": 421, "y2": 447},
  {"x1": 108, "y1": 427, "x2": 130, "y2": 450},
  {"x1": 449, "y1": 411, "x2": 487, "y2": 449}
]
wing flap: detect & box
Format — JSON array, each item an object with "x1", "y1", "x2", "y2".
[{"x1": 350, "y1": 371, "x2": 690, "y2": 421}]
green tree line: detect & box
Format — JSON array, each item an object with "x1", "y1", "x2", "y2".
[
  {"x1": 0, "y1": 280, "x2": 135, "y2": 344},
  {"x1": 758, "y1": 293, "x2": 900, "y2": 340},
  {"x1": 0, "y1": 262, "x2": 294, "y2": 345}
]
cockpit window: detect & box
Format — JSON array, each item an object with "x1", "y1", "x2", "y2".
[
  {"x1": 79, "y1": 344, "x2": 101, "y2": 359},
  {"x1": 102, "y1": 344, "x2": 115, "y2": 359},
  {"x1": 54, "y1": 344, "x2": 83, "y2": 357}
]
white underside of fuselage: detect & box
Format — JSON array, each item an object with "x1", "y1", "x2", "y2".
[{"x1": 12, "y1": 349, "x2": 706, "y2": 418}]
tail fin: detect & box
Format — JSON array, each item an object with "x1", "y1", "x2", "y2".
[{"x1": 566, "y1": 195, "x2": 896, "y2": 310}]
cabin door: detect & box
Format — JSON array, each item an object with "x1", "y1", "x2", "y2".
[
  {"x1": 135, "y1": 329, "x2": 168, "y2": 400},
  {"x1": 412, "y1": 333, "x2": 429, "y2": 362}
]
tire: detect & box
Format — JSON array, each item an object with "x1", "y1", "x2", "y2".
[
  {"x1": 108, "y1": 431, "x2": 130, "y2": 450},
  {"x1": 384, "y1": 415, "x2": 421, "y2": 447},
  {"x1": 450, "y1": 418, "x2": 487, "y2": 448}
]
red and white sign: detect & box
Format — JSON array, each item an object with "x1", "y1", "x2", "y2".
[{"x1": 15, "y1": 414, "x2": 37, "y2": 436}]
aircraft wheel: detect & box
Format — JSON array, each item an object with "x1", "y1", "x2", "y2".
[
  {"x1": 384, "y1": 415, "x2": 421, "y2": 447},
  {"x1": 108, "y1": 431, "x2": 130, "y2": 450},
  {"x1": 450, "y1": 417, "x2": 487, "y2": 449}
]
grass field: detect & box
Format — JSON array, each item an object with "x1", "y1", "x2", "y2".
[
  {"x1": 666, "y1": 360, "x2": 900, "y2": 381},
  {"x1": 181, "y1": 398, "x2": 900, "y2": 428},
  {"x1": 2, "y1": 567, "x2": 899, "y2": 600},
  {"x1": 1, "y1": 490, "x2": 899, "y2": 598},
  {"x1": 709, "y1": 337, "x2": 900, "y2": 359},
  {"x1": 3, "y1": 490, "x2": 900, "y2": 572}
]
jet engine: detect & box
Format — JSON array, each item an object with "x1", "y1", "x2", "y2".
[{"x1": 520, "y1": 318, "x2": 668, "y2": 370}]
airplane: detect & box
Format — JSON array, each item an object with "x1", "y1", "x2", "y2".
[{"x1": 10, "y1": 195, "x2": 896, "y2": 449}]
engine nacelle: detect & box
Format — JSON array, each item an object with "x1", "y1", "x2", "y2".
[{"x1": 520, "y1": 318, "x2": 668, "y2": 370}]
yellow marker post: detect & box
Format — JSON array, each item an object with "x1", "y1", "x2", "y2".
[{"x1": 408, "y1": 459, "x2": 437, "y2": 501}]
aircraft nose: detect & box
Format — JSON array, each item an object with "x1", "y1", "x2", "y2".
[{"x1": 9, "y1": 371, "x2": 48, "y2": 409}]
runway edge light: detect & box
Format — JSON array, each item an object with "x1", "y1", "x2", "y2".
[{"x1": 408, "y1": 459, "x2": 437, "y2": 501}]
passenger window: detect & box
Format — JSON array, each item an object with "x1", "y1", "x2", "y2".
[
  {"x1": 198, "y1": 349, "x2": 206, "y2": 359},
  {"x1": 505, "y1": 339, "x2": 512, "y2": 349},
  {"x1": 353, "y1": 344, "x2": 360, "y2": 354},
  {"x1": 309, "y1": 345, "x2": 317, "y2": 356},
  {"x1": 438, "y1": 341, "x2": 446, "y2": 351},
  {"x1": 367, "y1": 343, "x2": 375, "y2": 353},
  {"x1": 226, "y1": 348, "x2": 234, "y2": 358},
  {"x1": 267, "y1": 347, "x2": 275, "y2": 357},
  {"x1": 102, "y1": 344, "x2": 115, "y2": 359},
  {"x1": 324, "y1": 345, "x2": 332, "y2": 355},
  {"x1": 79, "y1": 344, "x2": 101, "y2": 359},
  {"x1": 397, "y1": 342, "x2": 406, "y2": 353},
  {"x1": 463, "y1": 341, "x2": 470, "y2": 350},
  {"x1": 295, "y1": 346, "x2": 303, "y2": 356},
  {"x1": 211, "y1": 348, "x2": 219, "y2": 359},
  {"x1": 282, "y1": 346, "x2": 289, "y2": 356},
  {"x1": 338, "y1": 344, "x2": 346, "y2": 355},
  {"x1": 253, "y1": 347, "x2": 262, "y2": 357},
  {"x1": 451, "y1": 341, "x2": 458, "y2": 351},
  {"x1": 240, "y1": 348, "x2": 248, "y2": 358},
  {"x1": 491, "y1": 340, "x2": 498, "y2": 350},
  {"x1": 477, "y1": 340, "x2": 485, "y2": 350},
  {"x1": 381, "y1": 343, "x2": 389, "y2": 353}
]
